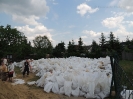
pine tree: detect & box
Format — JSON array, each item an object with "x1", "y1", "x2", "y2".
[
  {"x1": 99, "y1": 33, "x2": 106, "y2": 51},
  {"x1": 78, "y1": 37, "x2": 84, "y2": 53}
]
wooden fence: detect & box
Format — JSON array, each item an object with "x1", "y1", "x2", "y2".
[{"x1": 122, "y1": 51, "x2": 133, "y2": 60}]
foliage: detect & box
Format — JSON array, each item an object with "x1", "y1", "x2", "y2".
[
  {"x1": 78, "y1": 37, "x2": 84, "y2": 53},
  {"x1": 90, "y1": 40, "x2": 102, "y2": 58},
  {"x1": 0, "y1": 25, "x2": 32, "y2": 60},
  {"x1": 33, "y1": 35, "x2": 53, "y2": 59},
  {"x1": 67, "y1": 40, "x2": 77, "y2": 57},
  {"x1": 99, "y1": 33, "x2": 107, "y2": 52},
  {"x1": 53, "y1": 42, "x2": 66, "y2": 57},
  {"x1": 1, "y1": 24, "x2": 133, "y2": 59}
]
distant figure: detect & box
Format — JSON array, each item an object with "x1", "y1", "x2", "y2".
[
  {"x1": 29, "y1": 59, "x2": 33, "y2": 72},
  {"x1": 3, "y1": 57, "x2": 8, "y2": 66},
  {"x1": 7, "y1": 61, "x2": 14, "y2": 82},
  {"x1": 23, "y1": 59, "x2": 30, "y2": 77},
  {"x1": 0, "y1": 62, "x2": 8, "y2": 81}
]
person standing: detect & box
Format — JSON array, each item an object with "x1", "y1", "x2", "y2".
[
  {"x1": 0, "y1": 62, "x2": 8, "y2": 81},
  {"x1": 7, "y1": 61, "x2": 14, "y2": 82},
  {"x1": 23, "y1": 59, "x2": 30, "y2": 77},
  {"x1": 3, "y1": 57, "x2": 8, "y2": 66}
]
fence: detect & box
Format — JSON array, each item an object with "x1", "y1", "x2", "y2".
[
  {"x1": 122, "y1": 51, "x2": 133, "y2": 60},
  {"x1": 110, "y1": 55, "x2": 133, "y2": 99}
]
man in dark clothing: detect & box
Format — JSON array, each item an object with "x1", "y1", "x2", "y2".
[{"x1": 23, "y1": 59, "x2": 30, "y2": 77}]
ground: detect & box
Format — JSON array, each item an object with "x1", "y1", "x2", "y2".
[{"x1": 0, "y1": 68, "x2": 88, "y2": 99}]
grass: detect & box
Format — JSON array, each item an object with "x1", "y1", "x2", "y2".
[
  {"x1": 28, "y1": 75, "x2": 40, "y2": 81},
  {"x1": 119, "y1": 60, "x2": 133, "y2": 79},
  {"x1": 108, "y1": 60, "x2": 133, "y2": 99},
  {"x1": 14, "y1": 66, "x2": 22, "y2": 75}
]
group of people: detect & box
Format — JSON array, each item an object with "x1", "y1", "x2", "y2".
[
  {"x1": 0, "y1": 57, "x2": 14, "y2": 82},
  {"x1": 0, "y1": 57, "x2": 34, "y2": 82}
]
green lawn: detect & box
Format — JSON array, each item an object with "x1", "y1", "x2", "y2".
[{"x1": 119, "y1": 60, "x2": 133, "y2": 79}]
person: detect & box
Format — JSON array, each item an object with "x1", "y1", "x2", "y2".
[
  {"x1": 29, "y1": 59, "x2": 34, "y2": 72},
  {"x1": 7, "y1": 61, "x2": 14, "y2": 82},
  {"x1": 0, "y1": 62, "x2": 8, "y2": 81},
  {"x1": 3, "y1": 57, "x2": 8, "y2": 66},
  {"x1": 23, "y1": 59, "x2": 30, "y2": 77}
]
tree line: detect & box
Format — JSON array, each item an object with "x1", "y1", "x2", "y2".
[{"x1": 0, "y1": 25, "x2": 133, "y2": 61}]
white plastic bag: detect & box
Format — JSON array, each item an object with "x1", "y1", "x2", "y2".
[
  {"x1": 56, "y1": 75, "x2": 65, "y2": 88},
  {"x1": 72, "y1": 87, "x2": 79, "y2": 97},
  {"x1": 64, "y1": 81, "x2": 72, "y2": 97},
  {"x1": 44, "y1": 82, "x2": 53, "y2": 93},
  {"x1": 59, "y1": 87, "x2": 65, "y2": 94},
  {"x1": 52, "y1": 82, "x2": 59, "y2": 94}
]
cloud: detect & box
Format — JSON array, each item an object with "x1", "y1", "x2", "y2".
[
  {"x1": 12, "y1": 15, "x2": 41, "y2": 26},
  {"x1": 109, "y1": 0, "x2": 119, "y2": 6},
  {"x1": 82, "y1": 30, "x2": 101, "y2": 45},
  {"x1": 119, "y1": 0, "x2": 133, "y2": 12},
  {"x1": 0, "y1": 0, "x2": 49, "y2": 25},
  {"x1": 83, "y1": 30, "x2": 101, "y2": 37},
  {"x1": 15, "y1": 24, "x2": 53, "y2": 43},
  {"x1": 111, "y1": 11, "x2": 133, "y2": 17},
  {"x1": 0, "y1": 0, "x2": 49, "y2": 17},
  {"x1": 102, "y1": 16, "x2": 124, "y2": 28},
  {"x1": 81, "y1": 36, "x2": 88, "y2": 39},
  {"x1": 129, "y1": 21, "x2": 133, "y2": 27},
  {"x1": 77, "y1": 3, "x2": 99, "y2": 16}
]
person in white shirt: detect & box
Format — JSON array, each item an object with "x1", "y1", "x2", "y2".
[
  {"x1": 7, "y1": 61, "x2": 14, "y2": 82},
  {"x1": 3, "y1": 57, "x2": 7, "y2": 66},
  {"x1": 29, "y1": 59, "x2": 33, "y2": 72}
]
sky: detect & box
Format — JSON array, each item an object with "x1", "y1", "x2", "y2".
[{"x1": 0, "y1": 0, "x2": 133, "y2": 47}]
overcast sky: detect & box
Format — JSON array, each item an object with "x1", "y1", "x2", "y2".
[{"x1": 0, "y1": 0, "x2": 133, "y2": 46}]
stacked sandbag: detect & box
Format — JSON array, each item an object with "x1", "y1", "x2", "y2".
[{"x1": 16, "y1": 56, "x2": 112, "y2": 99}]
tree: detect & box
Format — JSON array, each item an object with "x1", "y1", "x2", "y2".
[
  {"x1": 90, "y1": 40, "x2": 101, "y2": 58},
  {"x1": 33, "y1": 35, "x2": 53, "y2": 58},
  {"x1": 67, "y1": 40, "x2": 79, "y2": 57},
  {"x1": 53, "y1": 42, "x2": 65, "y2": 57},
  {"x1": 108, "y1": 32, "x2": 115, "y2": 50},
  {"x1": 0, "y1": 25, "x2": 31, "y2": 60},
  {"x1": 78, "y1": 37, "x2": 84, "y2": 53},
  {"x1": 107, "y1": 32, "x2": 122, "y2": 57},
  {"x1": 99, "y1": 33, "x2": 107, "y2": 51}
]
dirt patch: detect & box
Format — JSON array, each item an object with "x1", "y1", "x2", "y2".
[{"x1": 0, "y1": 71, "x2": 87, "y2": 99}]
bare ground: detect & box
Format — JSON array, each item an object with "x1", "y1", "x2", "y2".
[{"x1": 0, "y1": 71, "x2": 88, "y2": 99}]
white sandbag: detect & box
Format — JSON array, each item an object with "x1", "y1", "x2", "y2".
[
  {"x1": 81, "y1": 83, "x2": 88, "y2": 92},
  {"x1": 46, "y1": 75, "x2": 56, "y2": 82},
  {"x1": 52, "y1": 82, "x2": 59, "y2": 94},
  {"x1": 79, "y1": 90, "x2": 85, "y2": 96},
  {"x1": 27, "y1": 81, "x2": 36, "y2": 85},
  {"x1": 59, "y1": 87, "x2": 65, "y2": 94},
  {"x1": 100, "y1": 74, "x2": 110, "y2": 97},
  {"x1": 72, "y1": 87, "x2": 79, "y2": 97},
  {"x1": 56, "y1": 75, "x2": 65, "y2": 88},
  {"x1": 44, "y1": 82, "x2": 53, "y2": 93},
  {"x1": 98, "y1": 92, "x2": 105, "y2": 99},
  {"x1": 64, "y1": 81, "x2": 72, "y2": 97},
  {"x1": 85, "y1": 92, "x2": 95, "y2": 98},
  {"x1": 72, "y1": 76, "x2": 79, "y2": 89},
  {"x1": 12, "y1": 79, "x2": 25, "y2": 85},
  {"x1": 121, "y1": 90, "x2": 133, "y2": 99},
  {"x1": 94, "y1": 83, "x2": 101, "y2": 94},
  {"x1": 64, "y1": 74, "x2": 72, "y2": 81}
]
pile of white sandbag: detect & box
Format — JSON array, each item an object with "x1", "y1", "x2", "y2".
[{"x1": 16, "y1": 56, "x2": 112, "y2": 99}]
